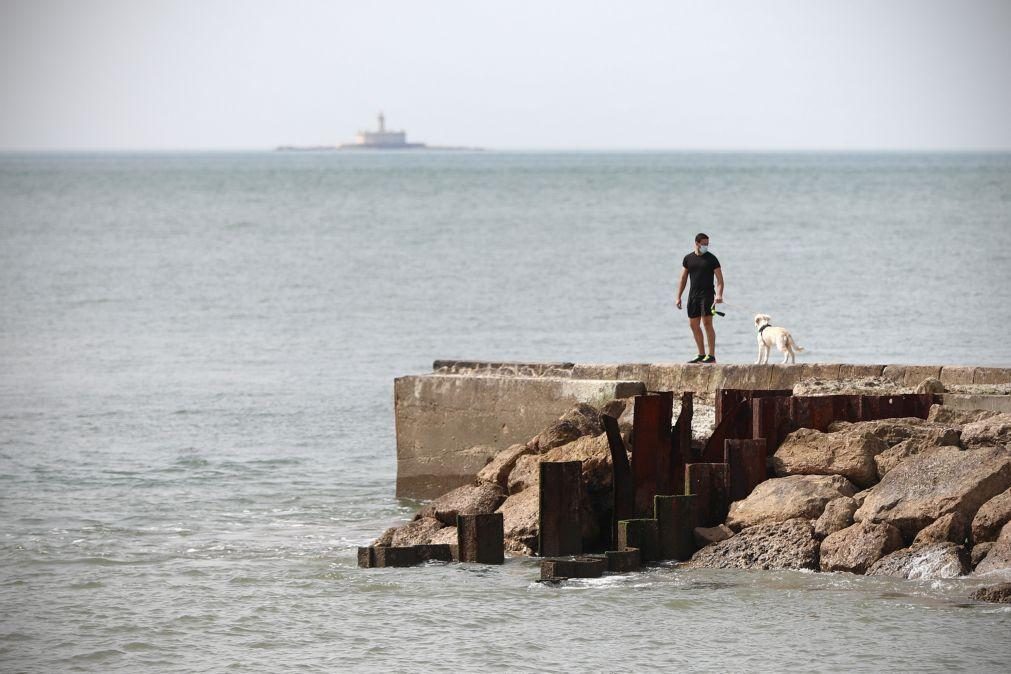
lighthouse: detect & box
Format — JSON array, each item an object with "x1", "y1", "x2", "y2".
[{"x1": 354, "y1": 112, "x2": 409, "y2": 147}]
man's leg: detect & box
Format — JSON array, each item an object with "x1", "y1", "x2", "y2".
[
  {"x1": 689, "y1": 317, "x2": 705, "y2": 355},
  {"x1": 702, "y1": 314, "x2": 716, "y2": 356}
]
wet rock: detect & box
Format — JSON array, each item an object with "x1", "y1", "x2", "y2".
[
  {"x1": 496, "y1": 487, "x2": 538, "y2": 556},
  {"x1": 827, "y1": 418, "x2": 961, "y2": 449},
  {"x1": 417, "y1": 482, "x2": 506, "y2": 525},
  {"x1": 970, "y1": 582, "x2": 1011, "y2": 603},
  {"x1": 971, "y1": 487, "x2": 1011, "y2": 543},
  {"x1": 927, "y1": 404, "x2": 999, "y2": 425},
  {"x1": 773, "y1": 427, "x2": 887, "y2": 488},
  {"x1": 687, "y1": 518, "x2": 819, "y2": 571},
  {"x1": 961, "y1": 413, "x2": 1011, "y2": 450},
  {"x1": 911, "y1": 512, "x2": 969, "y2": 546},
  {"x1": 971, "y1": 542, "x2": 994, "y2": 569},
  {"x1": 390, "y1": 517, "x2": 446, "y2": 547},
  {"x1": 814, "y1": 496, "x2": 858, "y2": 539},
  {"x1": 854, "y1": 445, "x2": 1011, "y2": 542},
  {"x1": 867, "y1": 542, "x2": 970, "y2": 579},
  {"x1": 820, "y1": 521, "x2": 904, "y2": 574},
  {"x1": 725, "y1": 474, "x2": 857, "y2": 531},
  {"x1": 476, "y1": 444, "x2": 534, "y2": 488},
  {"x1": 915, "y1": 377, "x2": 946, "y2": 394},
  {"x1": 973, "y1": 521, "x2": 1011, "y2": 576},
  {"x1": 693, "y1": 524, "x2": 735, "y2": 548}
]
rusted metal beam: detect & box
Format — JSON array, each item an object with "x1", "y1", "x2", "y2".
[
  {"x1": 603, "y1": 414, "x2": 634, "y2": 550},
  {"x1": 702, "y1": 399, "x2": 750, "y2": 462},
  {"x1": 618, "y1": 519, "x2": 659, "y2": 562},
  {"x1": 685, "y1": 463, "x2": 730, "y2": 528},
  {"x1": 654, "y1": 494, "x2": 697, "y2": 561},
  {"x1": 457, "y1": 513, "x2": 504, "y2": 564},
  {"x1": 724, "y1": 438, "x2": 768, "y2": 502},
  {"x1": 631, "y1": 392, "x2": 674, "y2": 516},
  {"x1": 672, "y1": 391, "x2": 692, "y2": 485},
  {"x1": 540, "y1": 556, "x2": 607, "y2": 580},
  {"x1": 605, "y1": 548, "x2": 641, "y2": 572},
  {"x1": 538, "y1": 461, "x2": 583, "y2": 557}
]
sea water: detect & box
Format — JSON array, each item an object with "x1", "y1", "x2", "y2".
[{"x1": 1, "y1": 152, "x2": 1010, "y2": 672}]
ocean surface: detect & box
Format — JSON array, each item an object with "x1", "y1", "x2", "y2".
[{"x1": 1, "y1": 151, "x2": 1010, "y2": 672}]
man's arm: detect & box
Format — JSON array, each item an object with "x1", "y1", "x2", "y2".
[
  {"x1": 675, "y1": 268, "x2": 688, "y2": 309},
  {"x1": 714, "y1": 267, "x2": 725, "y2": 303}
]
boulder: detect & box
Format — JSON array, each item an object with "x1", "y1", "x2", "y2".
[
  {"x1": 508, "y1": 432, "x2": 612, "y2": 495},
  {"x1": 852, "y1": 489, "x2": 870, "y2": 507},
  {"x1": 725, "y1": 474, "x2": 857, "y2": 531},
  {"x1": 820, "y1": 521, "x2": 904, "y2": 574},
  {"x1": 927, "y1": 404, "x2": 999, "y2": 426},
  {"x1": 600, "y1": 397, "x2": 629, "y2": 420},
  {"x1": 867, "y1": 542, "x2": 970, "y2": 579},
  {"x1": 372, "y1": 526, "x2": 396, "y2": 547},
  {"x1": 687, "y1": 518, "x2": 819, "y2": 571},
  {"x1": 874, "y1": 439, "x2": 948, "y2": 480},
  {"x1": 854, "y1": 445, "x2": 1011, "y2": 541},
  {"x1": 970, "y1": 582, "x2": 1011, "y2": 603},
  {"x1": 971, "y1": 487, "x2": 1011, "y2": 543},
  {"x1": 429, "y1": 526, "x2": 458, "y2": 546},
  {"x1": 827, "y1": 418, "x2": 961, "y2": 449},
  {"x1": 772, "y1": 427, "x2": 887, "y2": 488},
  {"x1": 911, "y1": 512, "x2": 969, "y2": 546},
  {"x1": 496, "y1": 488, "x2": 539, "y2": 556},
  {"x1": 814, "y1": 496, "x2": 858, "y2": 539},
  {"x1": 390, "y1": 517, "x2": 446, "y2": 547},
  {"x1": 971, "y1": 542, "x2": 994, "y2": 569},
  {"x1": 477, "y1": 444, "x2": 534, "y2": 488},
  {"x1": 961, "y1": 413, "x2": 1011, "y2": 450},
  {"x1": 694, "y1": 524, "x2": 735, "y2": 548},
  {"x1": 973, "y1": 521, "x2": 1011, "y2": 576},
  {"x1": 417, "y1": 482, "x2": 506, "y2": 525},
  {"x1": 915, "y1": 377, "x2": 946, "y2": 394},
  {"x1": 530, "y1": 403, "x2": 604, "y2": 452}
]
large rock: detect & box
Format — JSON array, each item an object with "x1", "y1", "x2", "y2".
[
  {"x1": 814, "y1": 496, "x2": 858, "y2": 539},
  {"x1": 971, "y1": 542, "x2": 994, "y2": 569},
  {"x1": 827, "y1": 418, "x2": 961, "y2": 449},
  {"x1": 687, "y1": 518, "x2": 819, "y2": 571},
  {"x1": 874, "y1": 439, "x2": 947, "y2": 480},
  {"x1": 970, "y1": 582, "x2": 1011, "y2": 603},
  {"x1": 726, "y1": 474, "x2": 857, "y2": 531},
  {"x1": 854, "y1": 445, "x2": 1011, "y2": 541},
  {"x1": 529, "y1": 403, "x2": 604, "y2": 452},
  {"x1": 773, "y1": 427, "x2": 887, "y2": 488},
  {"x1": 390, "y1": 517, "x2": 447, "y2": 547},
  {"x1": 429, "y1": 526, "x2": 458, "y2": 546},
  {"x1": 867, "y1": 542, "x2": 970, "y2": 579},
  {"x1": 973, "y1": 521, "x2": 1011, "y2": 576},
  {"x1": 911, "y1": 512, "x2": 969, "y2": 546},
  {"x1": 694, "y1": 524, "x2": 735, "y2": 548},
  {"x1": 820, "y1": 521, "x2": 904, "y2": 574},
  {"x1": 961, "y1": 413, "x2": 1011, "y2": 449},
  {"x1": 476, "y1": 444, "x2": 534, "y2": 488},
  {"x1": 928, "y1": 404, "x2": 999, "y2": 425},
  {"x1": 496, "y1": 488, "x2": 539, "y2": 556},
  {"x1": 417, "y1": 482, "x2": 506, "y2": 525},
  {"x1": 971, "y1": 487, "x2": 1011, "y2": 543},
  {"x1": 508, "y1": 432, "x2": 612, "y2": 494}
]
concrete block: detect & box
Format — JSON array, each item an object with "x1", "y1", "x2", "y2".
[
  {"x1": 618, "y1": 519, "x2": 659, "y2": 562},
  {"x1": 940, "y1": 394, "x2": 1011, "y2": 414},
  {"x1": 540, "y1": 556, "x2": 607, "y2": 580},
  {"x1": 677, "y1": 365, "x2": 719, "y2": 396},
  {"x1": 655, "y1": 495, "x2": 697, "y2": 561},
  {"x1": 457, "y1": 513, "x2": 504, "y2": 564},
  {"x1": 605, "y1": 548, "x2": 641, "y2": 573},
  {"x1": 939, "y1": 366, "x2": 976, "y2": 386},
  {"x1": 973, "y1": 367, "x2": 1011, "y2": 385},
  {"x1": 800, "y1": 363, "x2": 842, "y2": 382},
  {"x1": 432, "y1": 360, "x2": 575, "y2": 377},
  {"x1": 538, "y1": 461, "x2": 583, "y2": 557},
  {"x1": 640, "y1": 364, "x2": 685, "y2": 392},
  {"x1": 395, "y1": 374, "x2": 645, "y2": 498},
  {"x1": 839, "y1": 364, "x2": 885, "y2": 379},
  {"x1": 718, "y1": 365, "x2": 773, "y2": 391},
  {"x1": 882, "y1": 365, "x2": 942, "y2": 387},
  {"x1": 373, "y1": 546, "x2": 418, "y2": 568},
  {"x1": 766, "y1": 364, "x2": 805, "y2": 390}
]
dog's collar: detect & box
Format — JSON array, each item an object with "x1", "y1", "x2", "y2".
[{"x1": 758, "y1": 324, "x2": 771, "y2": 334}]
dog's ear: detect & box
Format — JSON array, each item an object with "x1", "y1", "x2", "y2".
[{"x1": 754, "y1": 314, "x2": 762, "y2": 326}]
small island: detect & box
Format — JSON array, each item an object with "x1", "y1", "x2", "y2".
[{"x1": 276, "y1": 112, "x2": 480, "y2": 152}]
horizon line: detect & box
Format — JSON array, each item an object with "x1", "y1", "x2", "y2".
[{"x1": 2, "y1": 146, "x2": 1011, "y2": 154}]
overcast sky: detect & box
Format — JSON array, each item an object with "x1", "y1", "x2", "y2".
[{"x1": 1, "y1": 0, "x2": 1009, "y2": 150}]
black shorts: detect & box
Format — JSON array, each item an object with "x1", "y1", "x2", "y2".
[{"x1": 686, "y1": 289, "x2": 715, "y2": 319}]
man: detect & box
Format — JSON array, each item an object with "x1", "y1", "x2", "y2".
[{"x1": 675, "y1": 233, "x2": 724, "y2": 363}]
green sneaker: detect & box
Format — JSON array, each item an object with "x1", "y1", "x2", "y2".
[
  {"x1": 701, "y1": 355, "x2": 717, "y2": 364},
  {"x1": 687, "y1": 355, "x2": 705, "y2": 363}
]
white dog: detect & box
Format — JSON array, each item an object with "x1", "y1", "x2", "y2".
[{"x1": 754, "y1": 313, "x2": 805, "y2": 364}]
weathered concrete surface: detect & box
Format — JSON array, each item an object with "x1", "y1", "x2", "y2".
[{"x1": 394, "y1": 374, "x2": 644, "y2": 497}]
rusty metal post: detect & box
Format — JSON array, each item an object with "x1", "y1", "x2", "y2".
[
  {"x1": 724, "y1": 438, "x2": 768, "y2": 502},
  {"x1": 457, "y1": 513, "x2": 504, "y2": 564},
  {"x1": 538, "y1": 461, "x2": 583, "y2": 557},
  {"x1": 672, "y1": 391, "x2": 692, "y2": 483},
  {"x1": 540, "y1": 556, "x2": 607, "y2": 580},
  {"x1": 357, "y1": 547, "x2": 375, "y2": 568},
  {"x1": 605, "y1": 548, "x2": 641, "y2": 572},
  {"x1": 685, "y1": 463, "x2": 730, "y2": 528},
  {"x1": 702, "y1": 399, "x2": 750, "y2": 462},
  {"x1": 618, "y1": 519, "x2": 659, "y2": 562},
  {"x1": 631, "y1": 392, "x2": 674, "y2": 516},
  {"x1": 373, "y1": 546, "x2": 418, "y2": 568},
  {"x1": 654, "y1": 494, "x2": 697, "y2": 561},
  {"x1": 603, "y1": 414, "x2": 634, "y2": 549},
  {"x1": 414, "y1": 544, "x2": 454, "y2": 563}
]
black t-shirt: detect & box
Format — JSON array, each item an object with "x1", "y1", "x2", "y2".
[{"x1": 682, "y1": 251, "x2": 721, "y2": 293}]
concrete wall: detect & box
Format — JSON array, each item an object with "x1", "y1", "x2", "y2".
[{"x1": 397, "y1": 360, "x2": 1011, "y2": 499}]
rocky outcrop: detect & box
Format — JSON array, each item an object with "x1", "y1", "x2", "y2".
[
  {"x1": 688, "y1": 518, "x2": 819, "y2": 571},
  {"x1": 970, "y1": 582, "x2": 1011, "y2": 603},
  {"x1": 971, "y1": 487, "x2": 1011, "y2": 544},
  {"x1": 854, "y1": 445, "x2": 1011, "y2": 541},
  {"x1": 867, "y1": 542, "x2": 970, "y2": 579},
  {"x1": 496, "y1": 488, "x2": 539, "y2": 556},
  {"x1": 417, "y1": 482, "x2": 506, "y2": 525},
  {"x1": 911, "y1": 512, "x2": 969, "y2": 546},
  {"x1": 508, "y1": 432, "x2": 612, "y2": 494},
  {"x1": 814, "y1": 497, "x2": 858, "y2": 539},
  {"x1": 694, "y1": 524, "x2": 734, "y2": 548},
  {"x1": 390, "y1": 517, "x2": 447, "y2": 547},
  {"x1": 961, "y1": 413, "x2": 1011, "y2": 450},
  {"x1": 820, "y1": 521, "x2": 904, "y2": 574},
  {"x1": 973, "y1": 521, "x2": 1011, "y2": 576},
  {"x1": 773, "y1": 427, "x2": 887, "y2": 488},
  {"x1": 725, "y1": 474, "x2": 857, "y2": 531},
  {"x1": 477, "y1": 443, "x2": 534, "y2": 488}
]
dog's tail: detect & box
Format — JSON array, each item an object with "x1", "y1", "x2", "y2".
[{"x1": 789, "y1": 335, "x2": 806, "y2": 352}]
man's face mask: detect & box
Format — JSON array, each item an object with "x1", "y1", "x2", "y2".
[{"x1": 699, "y1": 244, "x2": 709, "y2": 254}]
